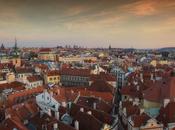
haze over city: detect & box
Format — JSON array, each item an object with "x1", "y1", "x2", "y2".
[{"x1": 0, "y1": 0, "x2": 175, "y2": 48}]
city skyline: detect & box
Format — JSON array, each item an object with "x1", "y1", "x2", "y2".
[{"x1": 0, "y1": 0, "x2": 175, "y2": 48}]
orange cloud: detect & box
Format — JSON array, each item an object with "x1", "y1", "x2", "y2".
[
  {"x1": 120, "y1": 0, "x2": 175, "y2": 16},
  {"x1": 133, "y1": 1, "x2": 157, "y2": 16},
  {"x1": 64, "y1": 5, "x2": 90, "y2": 16}
]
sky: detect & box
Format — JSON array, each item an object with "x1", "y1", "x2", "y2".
[{"x1": 0, "y1": 0, "x2": 175, "y2": 48}]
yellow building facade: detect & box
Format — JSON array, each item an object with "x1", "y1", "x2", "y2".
[{"x1": 44, "y1": 70, "x2": 60, "y2": 85}]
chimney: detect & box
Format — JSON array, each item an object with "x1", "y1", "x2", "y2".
[
  {"x1": 48, "y1": 109, "x2": 51, "y2": 116},
  {"x1": 150, "y1": 73, "x2": 154, "y2": 81},
  {"x1": 78, "y1": 91, "x2": 81, "y2": 96},
  {"x1": 74, "y1": 120, "x2": 79, "y2": 130},
  {"x1": 93, "y1": 102, "x2": 97, "y2": 109},
  {"x1": 62, "y1": 102, "x2": 67, "y2": 107},
  {"x1": 129, "y1": 98, "x2": 133, "y2": 102},
  {"x1": 53, "y1": 123, "x2": 58, "y2": 130},
  {"x1": 123, "y1": 107, "x2": 126, "y2": 115},
  {"x1": 71, "y1": 89, "x2": 74, "y2": 94},
  {"x1": 5, "y1": 114, "x2": 11, "y2": 119},
  {"x1": 87, "y1": 111, "x2": 92, "y2": 115},
  {"x1": 80, "y1": 107, "x2": 84, "y2": 112},
  {"x1": 164, "y1": 99, "x2": 170, "y2": 108},
  {"x1": 140, "y1": 108, "x2": 144, "y2": 115},
  {"x1": 140, "y1": 73, "x2": 143, "y2": 81},
  {"x1": 55, "y1": 111, "x2": 59, "y2": 120},
  {"x1": 57, "y1": 89, "x2": 60, "y2": 95}
]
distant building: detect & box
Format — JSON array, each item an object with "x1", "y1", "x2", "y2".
[
  {"x1": 26, "y1": 75, "x2": 43, "y2": 89},
  {"x1": 38, "y1": 48, "x2": 58, "y2": 61},
  {"x1": 59, "y1": 56, "x2": 97, "y2": 63},
  {"x1": 10, "y1": 39, "x2": 21, "y2": 67},
  {"x1": 44, "y1": 70, "x2": 60, "y2": 85},
  {"x1": 111, "y1": 67, "x2": 125, "y2": 88},
  {"x1": 0, "y1": 44, "x2": 9, "y2": 63},
  {"x1": 15, "y1": 67, "x2": 34, "y2": 83},
  {"x1": 60, "y1": 68, "x2": 90, "y2": 87},
  {"x1": 36, "y1": 90, "x2": 61, "y2": 113},
  {"x1": 111, "y1": 66, "x2": 126, "y2": 103}
]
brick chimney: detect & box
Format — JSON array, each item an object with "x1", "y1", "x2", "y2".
[
  {"x1": 55, "y1": 111, "x2": 59, "y2": 120},
  {"x1": 74, "y1": 120, "x2": 79, "y2": 130}
]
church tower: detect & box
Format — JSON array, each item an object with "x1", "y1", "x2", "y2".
[{"x1": 11, "y1": 38, "x2": 21, "y2": 67}]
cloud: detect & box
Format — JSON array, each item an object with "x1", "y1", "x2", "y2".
[
  {"x1": 132, "y1": 1, "x2": 157, "y2": 16},
  {"x1": 0, "y1": 0, "x2": 174, "y2": 48},
  {"x1": 120, "y1": 0, "x2": 175, "y2": 16}
]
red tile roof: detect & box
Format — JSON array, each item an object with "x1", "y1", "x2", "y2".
[
  {"x1": 157, "y1": 101, "x2": 175, "y2": 126},
  {"x1": 90, "y1": 72, "x2": 116, "y2": 82},
  {"x1": 131, "y1": 113, "x2": 150, "y2": 127},
  {"x1": 45, "y1": 70, "x2": 60, "y2": 76},
  {"x1": 73, "y1": 111, "x2": 103, "y2": 130},
  {"x1": 0, "y1": 81, "x2": 25, "y2": 91},
  {"x1": 15, "y1": 67, "x2": 33, "y2": 74},
  {"x1": 70, "y1": 103, "x2": 114, "y2": 125},
  {"x1": 89, "y1": 79, "x2": 115, "y2": 93},
  {"x1": 0, "y1": 63, "x2": 14, "y2": 70},
  {"x1": 7, "y1": 86, "x2": 44, "y2": 106},
  {"x1": 30, "y1": 113, "x2": 76, "y2": 130},
  {"x1": 0, "y1": 117, "x2": 28, "y2": 130},
  {"x1": 126, "y1": 105, "x2": 140, "y2": 117},
  {"x1": 143, "y1": 77, "x2": 175, "y2": 102},
  {"x1": 27, "y1": 75, "x2": 42, "y2": 82},
  {"x1": 34, "y1": 63, "x2": 49, "y2": 70},
  {"x1": 39, "y1": 48, "x2": 52, "y2": 52},
  {"x1": 121, "y1": 86, "x2": 143, "y2": 99},
  {"x1": 121, "y1": 100, "x2": 133, "y2": 109},
  {"x1": 77, "y1": 96, "x2": 113, "y2": 113},
  {"x1": 51, "y1": 86, "x2": 114, "y2": 104}
]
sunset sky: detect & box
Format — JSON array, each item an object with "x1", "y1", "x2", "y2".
[{"x1": 0, "y1": 0, "x2": 175, "y2": 48}]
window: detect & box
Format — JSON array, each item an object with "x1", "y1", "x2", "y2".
[
  {"x1": 52, "y1": 105, "x2": 55, "y2": 108},
  {"x1": 49, "y1": 77, "x2": 53, "y2": 81}
]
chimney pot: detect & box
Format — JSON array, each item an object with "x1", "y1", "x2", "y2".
[
  {"x1": 87, "y1": 111, "x2": 92, "y2": 115},
  {"x1": 55, "y1": 111, "x2": 59, "y2": 120},
  {"x1": 53, "y1": 123, "x2": 58, "y2": 130},
  {"x1": 74, "y1": 120, "x2": 79, "y2": 130},
  {"x1": 80, "y1": 107, "x2": 84, "y2": 112}
]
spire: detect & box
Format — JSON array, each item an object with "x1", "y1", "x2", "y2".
[
  {"x1": 14, "y1": 37, "x2": 17, "y2": 49},
  {"x1": 12, "y1": 37, "x2": 20, "y2": 58},
  {"x1": 109, "y1": 44, "x2": 111, "y2": 50},
  {"x1": 1, "y1": 43, "x2": 5, "y2": 50}
]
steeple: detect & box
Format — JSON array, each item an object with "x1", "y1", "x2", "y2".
[
  {"x1": 109, "y1": 44, "x2": 111, "y2": 50},
  {"x1": 14, "y1": 37, "x2": 17, "y2": 50},
  {"x1": 11, "y1": 37, "x2": 20, "y2": 58},
  {"x1": 0, "y1": 43, "x2": 5, "y2": 50}
]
